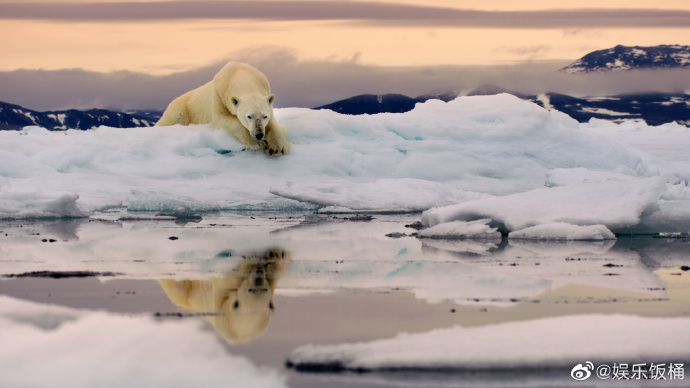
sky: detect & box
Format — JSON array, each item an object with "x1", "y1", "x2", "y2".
[{"x1": 1, "y1": 0, "x2": 689, "y2": 111}]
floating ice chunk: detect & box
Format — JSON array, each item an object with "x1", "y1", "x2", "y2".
[
  {"x1": 417, "y1": 219, "x2": 501, "y2": 240},
  {"x1": 419, "y1": 238, "x2": 500, "y2": 256},
  {"x1": 509, "y1": 222, "x2": 615, "y2": 241},
  {"x1": 422, "y1": 178, "x2": 668, "y2": 234},
  {"x1": 638, "y1": 199, "x2": 690, "y2": 233},
  {"x1": 0, "y1": 296, "x2": 287, "y2": 388},
  {"x1": 271, "y1": 179, "x2": 490, "y2": 212},
  {"x1": 287, "y1": 314, "x2": 690, "y2": 371},
  {"x1": 0, "y1": 94, "x2": 688, "y2": 223},
  {"x1": 42, "y1": 194, "x2": 86, "y2": 218},
  {"x1": 0, "y1": 192, "x2": 85, "y2": 219},
  {"x1": 0, "y1": 294, "x2": 82, "y2": 330},
  {"x1": 317, "y1": 206, "x2": 356, "y2": 213}
]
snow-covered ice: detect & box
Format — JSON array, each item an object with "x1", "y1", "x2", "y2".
[
  {"x1": 0, "y1": 296, "x2": 287, "y2": 388},
  {"x1": 287, "y1": 314, "x2": 690, "y2": 371},
  {"x1": 1, "y1": 94, "x2": 689, "y2": 240},
  {"x1": 421, "y1": 177, "x2": 673, "y2": 235},
  {"x1": 2, "y1": 93, "x2": 690, "y2": 387},
  {"x1": 508, "y1": 222, "x2": 616, "y2": 241},
  {"x1": 417, "y1": 218, "x2": 501, "y2": 240}
]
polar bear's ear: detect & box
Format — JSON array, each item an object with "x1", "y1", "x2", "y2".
[
  {"x1": 268, "y1": 95, "x2": 275, "y2": 104},
  {"x1": 232, "y1": 97, "x2": 239, "y2": 106}
]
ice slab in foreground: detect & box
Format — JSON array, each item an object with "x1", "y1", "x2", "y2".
[
  {"x1": 420, "y1": 177, "x2": 690, "y2": 236},
  {"x1": 287, "y1": 314, "x2": 690, "y2": 371},
  {"x1": 1, "y1": 94, "x2": 689, "y2": 237},
  {"x1": 0, "y1": 296, "x2": 287, "y2": 388}
]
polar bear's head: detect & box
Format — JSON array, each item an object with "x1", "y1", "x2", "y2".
[
  {"x1": 232, "y1": 93, "x2": 275, "y2": 141},
  {"x1": 213, "y1": 255, "x2": 282, "y2": 343}
]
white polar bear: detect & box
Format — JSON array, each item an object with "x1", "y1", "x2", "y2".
[{"x1": 157, "y1": 61, "x2": 289, "y2": 156}]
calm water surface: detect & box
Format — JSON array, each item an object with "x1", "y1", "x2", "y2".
[{"x1": 1, "y1": 212, "x2": 688, "y2": 387}]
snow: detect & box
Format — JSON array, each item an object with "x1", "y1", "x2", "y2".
[
  {"x1": 585, "y1": 96, "x2": 620, "y2": 101},
  {"x1": 417, "y1": 219, "x2": 501, "y2": 240},
  {"x1": 1, "y1": 94, "x2": 689, "y2": 238},
  {"x1": 422, "y1": 178, "x2": 671, "y2": 235},
  {"x1": 0, "y1": 296, "x2": 287, "y2": 388},
  {"x1": 630, "y1": 48, "x2": 647, "y2": 57},
  {"x1": 580, "y1": 107, "x2": 635, "y2": 116},
  {"x1": 677, "y1": 52, "x2": 690, "y2": 66},
  {"x1": 48, "y1": 113, "x2": 68, "y2": 124},
  {"x1": 508, "y1": 222, "x2": 615, "y2": 241},
  {"x1": 535, "y1": 93, "x2": 553, "y2": 110},
  {"x1": 287, "y1": 314, "x2": 690, "y2": 371},
  {"x1": 606, "y1": 59, "x2": 631, "y2": 71}
]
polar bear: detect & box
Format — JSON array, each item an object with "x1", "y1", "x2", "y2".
[
  {"x1": 157, "y1": 61, "x2": 289, "y2": 156},
  {"x1": 159, "y1": 249, "x2": 290, "y2": 343}
]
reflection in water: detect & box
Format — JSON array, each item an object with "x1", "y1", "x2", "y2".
[
  {"x1": 159, "y1": 249, "x2": 290, "y2": 343},
  {"x1": 420, "y1": 236, "x2": 509, "y2": 258},
  {"x1": 0, "y1": 218, "x2": 88, "y2": 242}
]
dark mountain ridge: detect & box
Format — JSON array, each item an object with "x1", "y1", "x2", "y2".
[
  {"x1": 315, "y1": 44, "x2": 690, "y2": 126},
  {"x1": 315, "y1": 92, "x2": 460, "y2": 115},
  {"x1": 0, "y1": 101, "x2": 157, "y2": 130},
  {"x1": 3, "y1": 45, "x2": 688, "y2": 130},
  {"x1": 315, "y1": 89, "x2": 690, "y2": 127},
  {"x1": 560, "y1": 44, "x2": 690, "y2": 73}
]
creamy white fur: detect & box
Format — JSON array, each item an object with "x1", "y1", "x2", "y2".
[{"x1": 157, "y1": 62, "x2": 289, "y2": 156}]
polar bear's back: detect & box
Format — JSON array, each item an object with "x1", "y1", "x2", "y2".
[
  {"x1": 214, "y1": 61, "x2": 271, "y2": 97},
  {"x1": 157, "y1": 61, "x2": 273, "y2": 128},
  {"x1": 156, "y1": 80, "x2": 214, "y2": 125},
  {"x1": 184, "y1": 81, "x2": 214, "y2": 124}
]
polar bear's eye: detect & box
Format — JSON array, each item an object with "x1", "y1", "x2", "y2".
[
  {"x1": 262, "y1": 115, "x2": 268, "y2": 120},
  {"x1": 233, "y1": 301, "x2": 239, "y2": 309},
  {"x1": 247, "y1": 115, "x2": 253, "y2": 120}
]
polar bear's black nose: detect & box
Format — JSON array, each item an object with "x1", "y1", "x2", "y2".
[{"x1": 255, "y1": 133, "x2": 264, "y2": 140}]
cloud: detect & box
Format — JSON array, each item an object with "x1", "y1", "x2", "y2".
[
  {"x1": 563, "y1": 29, "x2": 604, "y2": 38},
  {"x1": 2, "y1": 46, "x2": 690, "y2": 111},
  {"x1": 0, "y1": 67, "x2": 213, "y2": 111},
  {"x1": 493, "y1": 45, "x2": 551, "y2": 57},
  {"x1": 1, "y1": 1, "x2": 689, "y2": 28}
]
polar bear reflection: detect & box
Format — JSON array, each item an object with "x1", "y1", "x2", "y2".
[{"x1": 159, "y1": 249, "x2": 289, "y2": 343}]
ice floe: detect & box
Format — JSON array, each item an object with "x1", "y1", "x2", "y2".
[{"x1": 0, "y1": 94, "x2": 688, "y2": 238}]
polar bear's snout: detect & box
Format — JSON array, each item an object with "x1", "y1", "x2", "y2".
[
  {"x1": 252, "y1": 119, "x2": 266, "y2": 140},
  {"x1": 251, "y1": 128, "x2": 265, "y2": 140}
]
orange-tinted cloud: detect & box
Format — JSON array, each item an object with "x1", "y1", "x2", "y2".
[
  {"x1": 2, "y1": 47, "x2": 689, "y2": 111},
  {"x1": 2, "y1": 1, "x2": 689, "y2": 28}
]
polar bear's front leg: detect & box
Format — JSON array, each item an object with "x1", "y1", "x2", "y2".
[
  {"x1": 212, "y1": 110, "x2": 263, "y2": 150},
  {"x1": 263, "y1": 117, "x2": 290, "y2": 156}
]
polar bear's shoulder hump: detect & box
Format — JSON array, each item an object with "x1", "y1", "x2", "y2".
[{"x1": 214, "y1": 62, "x2": 270, "y2": 90}]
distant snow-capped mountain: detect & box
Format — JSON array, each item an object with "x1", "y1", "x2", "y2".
[
  {"x1": 532, "y1": 93, "x2": 690, "y2": 126},
  {"x1": 560, "y1": 44, "x2": 690, "y2": 73},
  {"x1": 0, "y1": 101, "x2": 159, "y2": 130}
]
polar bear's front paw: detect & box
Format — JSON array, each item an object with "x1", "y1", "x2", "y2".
[
  {"x1": 264, "y1": 140, "x2": 290, "y2": 157},
  {"x1": 264, "y1": 249, "x2": 290, "y2": 261}
]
